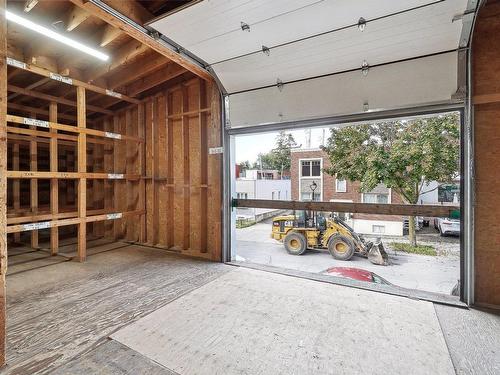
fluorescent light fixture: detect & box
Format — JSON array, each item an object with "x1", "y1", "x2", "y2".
[{"x1": 6, "y1": 10, "x2": 109, "y2": 61}]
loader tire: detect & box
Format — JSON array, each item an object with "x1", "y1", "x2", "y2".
[
  {"x1": 284, "y1": 232, "x2": 307, "y2": 255},
  {"x1": 328, "y1": 235, "x2": 355, "y2": 261}
]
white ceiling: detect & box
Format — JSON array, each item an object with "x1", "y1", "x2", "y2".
[{"x1": 149, "y1": 0, "x2": 470, "y2": 124}]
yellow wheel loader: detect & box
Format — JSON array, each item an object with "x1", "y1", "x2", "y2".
[{"x1": 271, "y1": 210, "x2": 389, "y2": 265}]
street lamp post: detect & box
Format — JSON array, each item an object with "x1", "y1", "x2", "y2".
[{"x1": 310, "y1": 181, "x2": 318, "y2": 201}]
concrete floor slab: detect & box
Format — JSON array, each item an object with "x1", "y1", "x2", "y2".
[{"x1": 112, "y1": 267, "x2": 455, "y2": 375}]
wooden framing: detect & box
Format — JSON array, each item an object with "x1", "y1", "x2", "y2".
[
  {"x1": 68, "y1": 0, "x2": 213, "y2": 81},
  {"x1": 140, "y1": 78, "x2": 222, "y2": 260},
  {"x1": 1, "y1": 0, "x2": 224, "y2": 365},
  {"x1": 1, "y1": 0, "x2": 7, "y2": 366},
  {"x1": 6, "y1": 57, "x2": 140, "y2": 104},
  {"x1": 77, "y1": 86, "x2": 86, "y2": 262},
  {"x1": 49, "y1": 102, "x2": 58, "y2": 255}
]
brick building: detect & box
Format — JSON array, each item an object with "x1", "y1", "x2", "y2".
[{"x1": 290, "y1": 149, "x2": 404, "y2": 236}]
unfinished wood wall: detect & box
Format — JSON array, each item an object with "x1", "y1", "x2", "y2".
[
  {"x1": 5, "y1": 74, "x2": 222, "y2": 264},
  {"x1": 472, "y1": 0, "x2": 500, "y2": 307},
  {"x1": 142, "y1": 79, "x2": 222, "y2": 260}
]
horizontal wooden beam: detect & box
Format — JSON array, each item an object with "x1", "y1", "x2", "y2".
[
  {"x1": 7, "y1": 101, "x2": 81, "y2": 124},
  {"x1": 68, "y1": 0, "x2": 213, "y2": 81},
  {"x1": 233, "y1": 199, "x2": 459, "y2": 218},
  {"x1": 7, "y1": 115, "x2": 143, "y2": 142},
  {"x1": 85, "y1": 39, "x2": 149, "y2": 83},
  {"x1": 7, "y1": 171, "x2": 143, "y2": 180},
  {"x1": 8, "y1": 84, "x2": 114, "y2": 115},
  {"x1": 473, "y1": 93, "x2": 500, "y2": 105},
  {"x1": 6, "y1": 57, "x2": 140, "y2": 104},
  {"x1": 106, "y1": 52, "x2": 169, "y2": 89},
  {"x1": 6, "y1": 210, "x2": 145, "y2": 233},
  {"x1": 7, "y1": 128, "x2": 114, "y2": 146},
  {"x1": 125, "y1": 63, "x2": 187, "y2": 96},
  {"x1": 8, "y1": 207, "x2": 110, "y2": 225},
  {"x1": 66, "y1": 4, "x2": 91, "y2": 31}
]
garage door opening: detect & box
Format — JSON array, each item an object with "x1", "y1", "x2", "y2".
[{"x1": 230, "y1": 111, "x2": 463, "y2": 302}]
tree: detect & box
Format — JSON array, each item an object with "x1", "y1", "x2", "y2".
[
  {"x1": 253, "y1": 132, "x2": 298, "y2": 176},
  {"x1": 321, "y1": 114, "x2": 460, "y2": 246},
  {"x1": 271, "y1": 131, "x2": 298, "y2": 175},
  {"x1": 238, "y1": 160, "x2": 251, "y2": 172}
]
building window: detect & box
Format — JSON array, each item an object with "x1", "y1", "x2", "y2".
[
  {"x1": 362, "y1": 193, "x2": 389, "y2": 204},
  {"x1": 336, "y1": 179, "x2": 347, "y2": 192},
  {"x1": 372, "y1": 225, "x2": 386, "y2": 234},
  {"x1": 272, "y1": 192, "x2": 275, "y2": 200},
  {"x1": 278, "y1": 191, "x2": 281, "y2": 200},
  {"x1": 301, "y1": 160, "x2": 321, "y2": 177},
  {"x1": 301, "y1": 192, "x2": 320, "y2": 201},
  {"x1": 237, "y1": 192, "x2": 248, "y2": 199}
]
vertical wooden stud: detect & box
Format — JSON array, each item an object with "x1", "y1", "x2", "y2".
[
  {"x1": 138, "y1": 103, "x2": 146, "y2": 243},
  {"x1": 199, "y1": 80, "x2": 208, "y2": 253},
  {"x1": 12, "y1": 143, "x2": 20, "y2": 243},
  {"x1": 145, "y1": 100, "x2": 154, "y2": 244},
  {"x1": 207, "y1": 83, "x2": 222, "y2": 261},
  {"x1": 29, "y1": 113, "x2": 38, "y2": 249},
  {"x1": 49, "y1": 102, "x2": 58, "y2": 255},
  {"x1": 182, "y1": 85, "x2": 191, "y2": 251},
  {"x1": 0, "y1": 0, "x2": 8, "y2": 364},
  {"x1": 77, "y1": 87, "x2": 86, "y2": 262}
]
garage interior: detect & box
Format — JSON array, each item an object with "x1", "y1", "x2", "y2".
[{"x1": 0, "y1": 0, "x2": 499, "y2": 374}]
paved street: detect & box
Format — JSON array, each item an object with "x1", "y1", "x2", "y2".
[{"x1": 235, "y1": 221, "x2": 460, "y2": 295}]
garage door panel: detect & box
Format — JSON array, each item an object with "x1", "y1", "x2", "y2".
[
  {"x1": 213, "y1": 0, "x2": 466, "y2": 93},
  {"x1": 228, "y1": 52, "x2": 458, "y2": 127},
  {"x1": 150, "y1": 0, "x2": 441, "y2": 64}
]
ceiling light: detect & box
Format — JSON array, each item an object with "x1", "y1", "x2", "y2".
[
  {"x1": 6, "y1": 10, "x2": 109, "y2": 61},
  {"x1": 361, "y1": 60, "x2": 370, "y2": 76},
  {"x1": 358, "y1": 17, "x2": 366, "y2": 32}
]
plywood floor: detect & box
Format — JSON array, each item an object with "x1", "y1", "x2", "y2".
[
  {"x1": 111, "y1": 267, "x2": 456, "y2": 375},
  {"x1": 3, "y1": 244, "x2": 229, "y2": 374}
]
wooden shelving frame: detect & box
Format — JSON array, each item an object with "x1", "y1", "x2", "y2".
[{"x1": 5, "y1": 59, "x2": 147, "y2": 262}]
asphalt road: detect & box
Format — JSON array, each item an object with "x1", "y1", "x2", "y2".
[{"x1": 235, "y1": 221, "x2": 460, "y2": 295}]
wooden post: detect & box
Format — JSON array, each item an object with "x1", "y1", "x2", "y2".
[
  {"x1": 182, "y1": 85, "x2": 190, "y2": 251},
  {"x1": 138, "y1": 103, "x2": 146, "y2": 243},
  {"x1": 77, "y1": 87, "x2": 86, "y2": 262},
  {"x1": 199, "y1": 80, "x2": 208, "y2": 253},
  {"x1": 49, "y1": 102, "x2": 59, "y2": 255},
  {"x1": 112, "y1": 115, "x2": 120, "y2": 240},
  {"x1": 0, "y1": 0, "x2": 8, "y2": 365},
  {"x1": 30, "y1": 113, "x2": 38, "y2": 249},
  {"x1": 12, "y1": 143, "x2": 20, "y2": 243}
]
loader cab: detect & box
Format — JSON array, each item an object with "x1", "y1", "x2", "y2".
[{"x1": 296, "y1": 210, "x2": 327, "y2": 231}]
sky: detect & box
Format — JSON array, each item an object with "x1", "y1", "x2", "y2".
[{"x1": 235, "y1": 127, "x2": 331, "y2": 164}]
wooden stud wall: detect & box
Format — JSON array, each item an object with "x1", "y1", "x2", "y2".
[
  {"x1": 472, "y1": 0, "x2": 500, "y2": 308},
  {"x1": 1, "y1": 0, "x2": 8, "y2": 365},
  {"x1": 143, "y1": 79, "x2": 222, "y2": 260},
  {"x1": 4, "y1": 63, "x2": 149, "y2": 262},
  {"x1": 4, "y1": 71, "x2": 222, "y2": 263}
]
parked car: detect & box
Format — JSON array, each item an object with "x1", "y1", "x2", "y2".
[
  {"x1": 434, "y1": 217, "x2": 460, "y2": 236},
  {"x1": 322, "y1": 266, "x2": 391, "y2": 285}
]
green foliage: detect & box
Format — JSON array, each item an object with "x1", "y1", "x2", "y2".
[
  {"x1": 238, "y1": 160, "x2": 251, "y2": 172},
  {"x1": 321, "y1": 114, "x2": 460, "y2": 204},
  {"x1": 254, "y1": 131, "x2": 298, "y2": 173},
  {"x1": 389, "y1": 242, "x2": 437, "y2": 256}
]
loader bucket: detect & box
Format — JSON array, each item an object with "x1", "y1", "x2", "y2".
[{"x1": 367, "y1": 240, "x2": 389, "y2": 266}]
